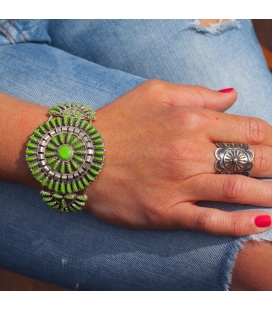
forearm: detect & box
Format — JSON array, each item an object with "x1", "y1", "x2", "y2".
[{"x1": 0, "y1": 92, "x2": 48, "y2": 189}]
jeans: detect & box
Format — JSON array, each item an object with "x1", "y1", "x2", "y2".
[{"x1": 0, "y1": 19, "x2": 272, "y2": 290}]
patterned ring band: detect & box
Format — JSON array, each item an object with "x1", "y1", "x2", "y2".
[
  {"x1": 25, "y1": 103, "x2": 105, "y2": 214},
  {"x1": 215, "y1": 143, "x2": 254, "y2": 176}
]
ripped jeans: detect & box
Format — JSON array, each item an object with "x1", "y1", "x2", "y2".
[{"x1": 0, "y1": 19, "x2": 272, "y2": 290}]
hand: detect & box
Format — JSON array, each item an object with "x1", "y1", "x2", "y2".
[{"x1": 87, "y1": 80, "x2": 272, "y2": 236}]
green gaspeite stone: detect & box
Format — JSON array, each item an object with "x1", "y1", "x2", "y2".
[
  {"x1": 33, "y1": 130, "x2": 42, "y2": 137},
  {"x1": 66, "y1": 162, "x2": 72, "y2": 173},
  {"x1": 30, "y1": 136, "x2": 38, "y2": 143},
  {"x1": 85, "y1": 124, "x2": 92, "y2": 131},
  {"x1": 72, "y1": 182, "x2": 78, "y2": 192},
  {"x1": 28, "y1": 162, "x2": 38, "y2": 169},
  {"x1": 32, "y1": 169, "x2": 40, "y2": 176},
  {"x1": 58, "y1": 145, "x2": 72, "y2": 161},
  {"x1": 90, "y1": 169, "x2": 98, "y2": 176},
  {"x1": 94, "y1": 144, "x2": 104, "y2": 149},
  {"x1": 41, "y1": 191, "x2": 50, "y2": 197},
  {"x1": 47, "y1": 143, "x2": 56, "y2": 150},
  {"x1": 43, "y1": 197, "x2": 52, "y2": 202},
  {"x1": 36, "y1": 173, "x2": 44, "y2": 181},
  {"x1": 27, "y1": 143, "x2": 37, "y2": 149},
  {"x1": 63, "y1": 116, "x2": 68, "y2": 126},
  {"x1": 66, "y1": 133, "x2": 72, "y2": 144},
  {"x1": 71, "y1": 137, "x2": 78, "y2": 145},
  {"x1": 82, "y1": 178, "x2": 89, "y2": 187},
  {"x1": 47, "y1": 158, "x2": 57, "y2": 165},
  {"x1": 53, "y1": 193, "x2": 62, "y2": 199},
  {"x1": 51, "y1": 137, "x2": 60, "y2": 146},
  {"x1": 26, "y1": 150, "x2": 35, "y2": 155},
  {"x1": 45, "y1": 152, "x2": 55, "y2": 158},
  {"x1": 86, "y1": 174, "x2": 94, "y2": 182},
  {"x1": 48, "y1": 201, "x2": 57, "y2": 207},
  {"x1": 69, "y1": 117, "x2": 74, "y2": 126},
  {"x1": 72, "y1": 204, "x2": 81, "y2": 211},
  {"x1": 65, "y1": 195, "x2": 74, "y2": 200},
  {"x1": 56, "y1": 117, "x2": 62, "y2": 127},
  {"x1": 39, "y1": 125, "x2": 46, "y2": 133},
  {"x1": 26, "y1": 157, "x2": 35, "y2": 162},
  {"x1": 53, "y1": 162, "x2": 59, "y2": 170},
  {"x1": 77, "y1": 180, "x2": 84, "y2": 190},
  {"x1": 90, "y1": 132, "x2": 100, "y2": 139},
  {"x1": 41, "y1": 177, "x2": 48, "y2": 186},
  {"x1": 74, "y1": 155, "x2": 83, "y2": 163},
  {"x1": 66, "y1": 183, "x2": 72, "y2": 193},
  {"x1": 60, "y1": 162, "x2": 65, "y2": 173},
  {"x1": 74, "y1": 142, "x2": 83, "y2": 150},
  {"x1": 48, "y1": 179, "x2": 54, "y2": 190},
  {"x1": 92, "y1": 163, "x2": 102, "y2": 170},
  {"x1": 45, "y1": 121, "x2": 51, "y2": 130},
  {"x1": 94, "y1": 157, "x2": 103, "y2": 163},
  {"x1": 95, "y1": 151, "x2": 104, "y2": 156},
  {"x1": 77, "y1": 196, "x2": 87, "y2": 201},
  {"x1": 50, "y1": 119, "x2": 56, "y2": 128},
  {"x1": 71, "y1": 161, "x2": 78, "y2": 170},
  {"x1": 60, "y1": 183, "x2": 66, "y2": 194},
  {"x1": 54, "y1": 182, "x2": 59, "y2": 192},
  {"x1": 80, "y1": 120, "x2": 87, "y2": 128}
]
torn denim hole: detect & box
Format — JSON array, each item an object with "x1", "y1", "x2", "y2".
[
  {"x1": 190, "y1": 19, "x2": 241, "y2": 35},
  {"x1": 224, "y1": 232, "x2": 272, "y2": 291}
]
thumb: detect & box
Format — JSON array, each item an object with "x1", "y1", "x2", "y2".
[{"x1": 166, "y1": 84, "x2": 237, "y2": 112}]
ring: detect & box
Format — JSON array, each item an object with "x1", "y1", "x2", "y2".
[{"x1": 215, "y1": 143, "x2": 254, "y2": 176}]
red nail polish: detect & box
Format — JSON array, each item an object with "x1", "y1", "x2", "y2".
[
  {"x1": 255, "y1": 215, "x2": 271, "y2": 228},
  {"x1": 218, "y1": 88, "x2": 234, "y2": 93}
]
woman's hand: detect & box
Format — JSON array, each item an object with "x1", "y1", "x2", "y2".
[{"x1": 86, "y1": 80, "x2": 272, "y2": 236}]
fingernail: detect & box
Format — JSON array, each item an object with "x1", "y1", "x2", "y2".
[
  {"x1": 218, "y1": 88, "x2": 234, "y2": 93},
  {"x1": 255, "y1": 215, "x2": 272, "y2": 228}
]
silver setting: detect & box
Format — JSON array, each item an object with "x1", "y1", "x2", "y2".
[
  {"x1": 215, "y1": 143, "x2": 254, "y2": 176},
  {"x1": 26, "y1": 103, "x2": 105, "y2": 213}
]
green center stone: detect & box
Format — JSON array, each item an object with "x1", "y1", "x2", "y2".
[{"x1": 58, "y1": 145, "x2": 72, "y2": 161}]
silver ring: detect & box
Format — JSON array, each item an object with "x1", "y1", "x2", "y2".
[{"x1": 215, "y1": 143, "x2": 254, "y2": 176}]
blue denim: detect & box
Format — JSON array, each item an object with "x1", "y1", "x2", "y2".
[{"x1": 0, "y1": 19, "x2": 272, "y2": 290}]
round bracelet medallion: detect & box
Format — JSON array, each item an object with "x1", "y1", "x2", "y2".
[{"x1": 25, "y1": 103, "x2": 105, "y2": 213}]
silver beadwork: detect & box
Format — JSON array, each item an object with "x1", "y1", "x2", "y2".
[{"x1": 215, "y1": 143, "x2": 254, "y2": 176}]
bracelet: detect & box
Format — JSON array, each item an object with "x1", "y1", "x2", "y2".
[{"x1": 25, "y1": 103, "x2": 105, "y2": 213}]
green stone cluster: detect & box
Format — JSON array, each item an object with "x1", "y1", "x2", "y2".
[
  {"x1": 25, "y1": 108, "x2": 105, "y2": 199},
  {"x1": 49, "y1": 103, "x2": 96, "y2": 120},
  {"x1": 41, "y1": 191, "x2": 87, "y2": 213}
]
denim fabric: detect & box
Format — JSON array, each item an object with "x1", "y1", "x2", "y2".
[{"x1": 0, "y1": 19, "x2": 272, "y2": 290}]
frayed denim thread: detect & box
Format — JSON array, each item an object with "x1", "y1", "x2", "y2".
[{"x1": 190, "y1": 19, "x2": 241, "y2": 35}]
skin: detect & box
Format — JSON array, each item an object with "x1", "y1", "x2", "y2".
[{"x1": 1, "y1": 80, "x2": 272, "y2": 289}]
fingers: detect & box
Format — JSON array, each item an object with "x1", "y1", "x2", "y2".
[
  {"x1": 205, "y1": 110, "x2": 272, "y2": 146},
  {"x1": 189, "y1": 174, "x2": 272, "y2": 208},
  {"x1": 168, "y1": 202, "x2": 272, "y2": 236},
  {"x1": 165, "y1": 84, "x2": 237, "y2": 112}
]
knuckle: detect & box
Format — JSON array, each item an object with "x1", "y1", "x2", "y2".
[
  {"x1": 141, "y1": 79, "x2": 169, "y2": 101},
  {"x1": 246, "y1": 118, "x2": 267, "y2": 144},
  {"x1": 253, "y1": 147, "x2": 268, "y2": 173},
  {"x1": 194, "y1": 210, "x2": 215, "y2": 232},
  {"x1": 171, "y1": 108, "x2": 206, "y2": 131},
  {"x1": 221, "y1": 176, "x2": 245, "y2": 200}
]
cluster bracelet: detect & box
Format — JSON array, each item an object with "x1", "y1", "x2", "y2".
[{"x1": 25, "y1": 103, "x2": 105, "y2": 213}]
